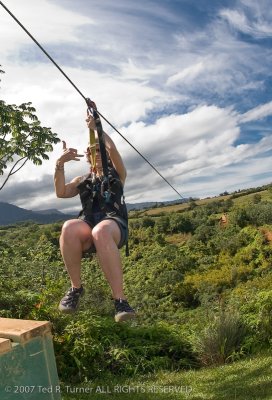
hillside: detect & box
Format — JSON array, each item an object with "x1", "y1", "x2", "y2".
[
  {"x1": 126, "y1": 198, "x2": 186, "y2": 211},
  {"x1": 0, "y1": 182, "x2": 272, "y2": 397},
  {"x1": 135, "y1": 184, "x2": 272, "y2": 216}
]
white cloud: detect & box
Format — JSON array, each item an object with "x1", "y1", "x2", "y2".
[
  {"x1": 119, "y1": 58, "x2": 165, "y2": 81},
  {"x1": 0, "y1": 0, "x2": 272, "y2": 211},
  {"x1": 220, "y1": 6, "x2": 272, "y2": 38},
  {"x1": 0, "y1": 0, "x2": 93, "y2": 55},
  {"x1": 117, "y1": 104, "x2": 271, "y2": 203},
  {"x1": 166, "y1": 61, "x2": 204, "y2": 86},
  {"x1": 240, "y1": 101, "x2": 272, "y2": 123}
]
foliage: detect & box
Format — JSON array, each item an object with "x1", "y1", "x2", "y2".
[
  {"x1": 232, "y1": 288, "x2": 272, "y2": 349},
  {"x1": 1, "y1": 188, "x2": 272, "y2": 384},
  {"x1": 230, "y1": 202, "x2": 272, "y2": 227},
  {"x1": 194, "y1": 309, "x2": 248, "y2": 366},
  {"x1": 0, "y1": 67, "x2": 60, "y2": 189},
  {"x1": 55, "y1": 315, "x2": 197, "y2": 382}
]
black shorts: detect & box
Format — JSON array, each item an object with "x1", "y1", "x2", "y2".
[{"x1": 79, "y1": 212, "x2": 128, "y2": 256}]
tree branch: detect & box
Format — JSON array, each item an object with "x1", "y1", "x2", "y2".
[
  {"x1": 0, "y1": 156, "x2": 28, "y2": 191},
  {"x1": 10, "y1": 158, "x2": 28, "y2": 175}
]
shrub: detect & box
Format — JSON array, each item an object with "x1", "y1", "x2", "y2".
[
  {"x1": 252, "y1": 194, "x2": 262, "y2": 204},
  {"x1": 55, "y1": 314, "x2": 197, "y2": 382},
  {"x1": 154, "y1": 216, "x2": 170, "y2": 234},
  {"x1": 231, "y1": 203, "x2": 272, "y2": 228},
  {"x1": 238, "y1": 289, "x2": 272, "y2": 348},
  {"x1": 141, "y1": 216, "x2": 155, "y2": 228},
  {"x1": 169, "y1": 214, "x2": 193, "y2": 234},
  {"x1": 195, "y1": 310, "x2": 248, "y2": 366}
]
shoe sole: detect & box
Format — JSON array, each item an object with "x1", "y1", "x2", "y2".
[
  {"x1": 58, "y1": 306, "x2": 77, "y2": 314},
  {"x1": 115, "y1": 311, "x2": 136, "y2": 323}
]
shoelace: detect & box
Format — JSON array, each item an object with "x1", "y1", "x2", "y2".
[
  {"x1": 62, "y1": 288, "x2": 83, "y2": 305},
  {"x1": 114, "y1": 299, "x2": 134, "y2": 313}
]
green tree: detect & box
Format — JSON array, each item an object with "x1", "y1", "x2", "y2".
[
  {"x1": 0, "y1": 68, "x2": 60, "y2": 190},
  {"x1": 188, "y1": 198, "x2": 197, "y2": 210},
  {"x1": 231, "y1": 208, "x2": 250, "y2": 228},
  {"x1": 169, "y1": 213, "x2": 193, "y2": 233},
  {"x1": 141, "y1": 216, "x2": 155, "y2": 228},
  {"x1": 155, "y1": 215, "x2": 170, "y2": 233}
]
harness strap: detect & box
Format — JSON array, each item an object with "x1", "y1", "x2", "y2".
[
  {"x1": 86, "y1": 99, "x2": 109, "y2": 184},
  {"x1": 88, "y1": 116, "x2": 97, "y2": 171},
  {"x1": 125, "y1": 242, "x2": 129, "y2": 257}
]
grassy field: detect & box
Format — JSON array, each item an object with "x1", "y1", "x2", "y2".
[{"x1": 62, "y1": 352, "x2": 272, "y2": 400}]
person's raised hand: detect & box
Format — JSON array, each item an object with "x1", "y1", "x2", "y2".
[{"x1": 59, "y1": 140, "x2": 84, "y2": 163}]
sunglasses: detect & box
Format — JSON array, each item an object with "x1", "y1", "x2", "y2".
[{"x1": 89, "y1": 146, "x2": 100, "y2": 153}]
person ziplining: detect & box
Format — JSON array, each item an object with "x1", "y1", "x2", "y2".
[{"x1": 54, "y1": 103, "x2": 135, "y2": 322}]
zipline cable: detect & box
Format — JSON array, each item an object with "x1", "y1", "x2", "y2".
[{"x1": 0, "y1": 1, "x2": 184, "y2": 200}]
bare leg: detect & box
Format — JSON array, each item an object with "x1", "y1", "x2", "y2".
[
  {"x1": 60, "y1": 219, "x2": 93, "y2": 288},
  {"x1": 92, "y1": 219, "x2": 125, "y2": 299}
]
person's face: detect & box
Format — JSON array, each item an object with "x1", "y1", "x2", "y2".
[{"x1": 89, "y1": 145, "x2": 102, "y2": 169}]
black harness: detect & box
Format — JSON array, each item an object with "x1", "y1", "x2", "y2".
[
  {"x1": 77, "y1": 167, "x2": 129, "y2": 256},
  {"x1": 77, "y1": 167, "x2": 128, "y2": 223}
]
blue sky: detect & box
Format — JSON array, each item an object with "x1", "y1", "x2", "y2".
[{"x1": 0, "y1": 0, "x2": 272, "y2": 212}]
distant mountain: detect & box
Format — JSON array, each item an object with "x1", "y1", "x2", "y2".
[
  {"x1": 126, "y1": 199, "x2": 187, "y2": 211},
  {"x1": 0, "y1": 198, "x2": 188, "y2": 226},
  {"x1": 0, "y1": 202, "x2": 74, "y2": 226},
  {"x1": 34, "y1": 208, "x2": 64, "y2": 215}
]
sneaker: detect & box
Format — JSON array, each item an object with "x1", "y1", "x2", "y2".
[
  {"x1": 58, "y1": 286, "x2": 84, "y2": 314},
  {"x1": 114, "y1": 298, "x2": 136, "y2": 322}
]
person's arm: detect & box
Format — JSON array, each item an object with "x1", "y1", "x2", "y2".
[
  {"x1": 54, "y1": 141, "x2": 83, "y2": 198},
  {"x1": 104, "y1": 132, "x2": 127, "y2": 185}
]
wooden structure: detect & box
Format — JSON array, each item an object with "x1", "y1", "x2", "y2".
[{"x1": 0, "y1": 318, "x2": 61, "y2": 400}]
